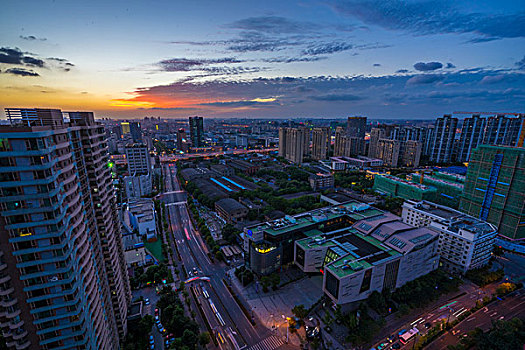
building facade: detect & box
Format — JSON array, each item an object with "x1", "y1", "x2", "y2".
[
  {"x1": 311, "y1": 127, "x2": 330, "y2": 160},
  {"x1": 402, "y1": 200, "x2": 497, "y2": 274},
  {"x1": 459, "y1": 145, "x2": 525, "y2": 240},
  {"x1": 189, "y1": 116, "x2": 204, "y2": 148},
  {"x1": 125, "y1": 143, "x2": 151, "y2": 175},
  {"x1": 457, "y1": 115, "x2": 486, "y2": 162},
  {"x1": 430, "y1": 115, "x2": 458, "y2": 164},
  {"x1": 346, "y1": 117, "x2": 366, "y2": 138},
  {"x1": 482, "y1": 115, "x2": 524, "y2": 147},
  {"x1": 0, "y1": 108, "x2": 131, "y2": 349}
]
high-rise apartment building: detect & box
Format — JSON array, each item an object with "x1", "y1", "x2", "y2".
[
  {"x1": 459, "y1": 145, "x2": 525, "y2": 240},
  {"x1": 0, "y1": 108, "x2": 131, "y2": 349},
  {"x1": 334, "y1": 127, "x2": 363, "y2": 157},
  {"x1": 311, "y1": 127, "x2": 330, "y2": 160},
  {"x1": 482, "y1": 114, "x2": 524, "y2": 147},
  {"x1": 346, "y1": 117, "x2": 366, "y2": 138},
  {"x1": 189, "y1": 116, "x2": 204, "y2": 148},
  {"x1": 430, "y1": 115, "x2": 458, "y2": 163},
  {"x1": 279, "y1": 127, "x2": 308, "y2": 163},
  {"x1": 457, "y1": 115, "x2": 486, "y2": 162},
  {"x1": 401, "y1": 140, "x2": 422, "y2": 167},
  {"x1": 125, "y1": 143, "x2": 151, "y2": 175},
  {"x1": 368, "y1": 125, "x2": 396, "y2": 158},
  {"x1": 376, "y1": 139, "x2": 401, "y2": 167}
]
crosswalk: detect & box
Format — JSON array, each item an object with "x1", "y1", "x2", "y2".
[{"x1": 246, "y1": 336, "x2": 284, "y2": 350}]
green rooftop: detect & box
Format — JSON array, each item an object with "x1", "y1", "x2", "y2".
[{"x1": 248, "y1": 201, "x2": 383, "y2": 237}]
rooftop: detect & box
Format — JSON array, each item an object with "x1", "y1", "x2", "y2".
[
  {"x1": 377, "y1": 174, "x2": 435, "y2": 191},
  {"x1": 246, "y1": 201, "x2": 383, "y2": 237},
  {"x1": 215, "y1": 198, "x2": 247, "y2": 212}
]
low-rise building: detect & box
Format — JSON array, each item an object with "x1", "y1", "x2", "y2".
[
  {"x1": 309, "y1": 173, "x2": 335, "y2": 190},
  {"x1": 125, "y1": 199, "x2": 157, "y2": 240},
  {"x1": 210, "y1": 164, "x2": 234, "y2": 176},
  {"x1": 402, "y1": 200, "x2": 497, "y2": 273},
  {"x1": 215, "y1": 198, "x2": 249, "y2": 224},
  {"x1": 229, "y1": 159, "x2": 260, "y2": 175},
  {"x1": 374, "y1": 174, "x2": 437, "y2": 201}
]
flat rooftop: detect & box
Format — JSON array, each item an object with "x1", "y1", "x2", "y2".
[{"x1": 247, "y1": 201, "x2": 384, "y2": 237}]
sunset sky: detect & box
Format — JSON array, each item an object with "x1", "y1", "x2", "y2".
[{"x1": 1, "y1": 0, "x2": 524, "y2": 119}]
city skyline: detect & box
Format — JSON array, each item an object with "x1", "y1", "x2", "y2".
[{"x1": 1, "y1": 0, "x2": 524, "y2": 119}]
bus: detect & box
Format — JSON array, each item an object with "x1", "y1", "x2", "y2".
[{"x1": 399, "y1": 328, "x2": 419, "y2": 345}]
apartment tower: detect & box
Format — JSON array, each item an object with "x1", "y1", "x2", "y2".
[{"x1": 0, "y1": 108, "x2": 131, "y2": 349}]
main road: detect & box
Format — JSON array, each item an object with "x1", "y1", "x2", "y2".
[{"x1": 159, "y1": 164, "x2": 284, "y2": 350}]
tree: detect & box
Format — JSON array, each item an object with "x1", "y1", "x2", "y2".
[
  {"x1": 198, "y1": 332, "x2": 210, "y2": 346},
  {"x1": 181, "y1": 329, "x2": 197, "y2": 349},
  {"x1": 292, "y1": 304, "x2": 308, "y2": 319}
]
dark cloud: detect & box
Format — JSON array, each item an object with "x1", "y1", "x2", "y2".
[
  {"x1": 199, "y1": 100, "x2": 277, "y2": 108},
  {"x1": 4, "y1": 68, "x2": 39, "y2": 77},
  {"x1": 227, "y1": 16, "x2": 314, "y2": 34},
  {"x1": 20, "y1": 35, "x2": 47, "y2": 41},
  {"x1": 262, "y1": 56, "x2": 327, "y2": 63},
  {"x1": 406, "y1": 74, "x2": 444, "y2": 85},
  {"x1": 22, "y1": 56, "x2": 45, "y2": 67},
  {"x1": 373, "y1": 63, "x2": 381, "y2": 67},
  {"x1": 121, "y1": 70, "x2": 523, "y2": 118},
  {"x1": 329, "y1": 0, "x2": 525, "y2": 41},
  {"x1": 396, "y1": 69, "x2": 409, "y2": 73},
  {"x1": 446, "y1": 63, "x2": 456, "y2": 69},
  {"x1": 414, "y1": 61, "x2": 443, "y2": 71},
  {"x1": 465, "y1": 37, "x2": 500, "y2": 44},
  {"x1": 0, "y1": 47, "x2": 24, "y2": 64},
  {"x1": 311, "y1": 93, "x2": 364, "y2": 101},
  {"x1": 157, "y1": 57, "x2": 243, "y2": 72},
  {"x1": 480, "y1": 75, "x2": 507, "y2": 85},
  {"x1": 303, "y1": 42, "x2": 353, "y2": 55}
]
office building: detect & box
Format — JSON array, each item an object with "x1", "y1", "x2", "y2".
[
  {"x1": 459, "y1": 145, "x2": 525, "y2": 240},
  {"x1": 0, "y1": 108, "x2": 131, "y2": 349},
  {"x1": 176, "y1": 128, "x2": 187, "y2": 151},
  {"x1": 125, "y1": 143, "x2": 151, "y2": 175},
  {"x1": 296, "y1": 213, "x2": 438, "y2": 305},
  {"x1": 482, "y1": 114, "x2": 524, "y2": 147},
  {"x1": 457, "y1": 115, "x2": 486, "y2": 162},
  {"x1": 124, "y1": 173, "x2": 152, "y2": 199},
  {"x1": 311, "y1": 127, "x2": 330, "y2": 160},
  {"x1": 129, "y1": 122, "x2": 142, "y2": 143},
  {"x1": 346, "y1": 117, "x2": 367, "y2": 138},
  {"x1": 430, "y1": 115, "x2": 458, "y2": 163},
  {"x1": 402, "y1": 200, "x2": 497, "y2": 274},
  {"x1": 189, "y1": 116, "x2": 204, "y2": 148}
]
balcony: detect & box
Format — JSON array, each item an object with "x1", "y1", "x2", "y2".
[{"x1": 15, "y1": 339, "x2": 31, "y2": 350}]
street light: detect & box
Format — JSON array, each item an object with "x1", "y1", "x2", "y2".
[{"x1": 282, "y1": 315, "x2": 289, "y2": 344}]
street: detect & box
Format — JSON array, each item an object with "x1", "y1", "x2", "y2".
[{"x1": 160, "y1": 164, "x2": 285, "y2": 350}]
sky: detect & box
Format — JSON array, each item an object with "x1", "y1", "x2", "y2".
[{"x1": 0, "y1": 0, "x2": 524, "y2": 119}]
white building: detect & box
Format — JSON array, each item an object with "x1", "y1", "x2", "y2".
[
  {"x1": 125, "y1": 199, "x2": 157, "y2": 240},
  {"x1": 402, "y1": 200, "x2": 497, "y2": 274}
]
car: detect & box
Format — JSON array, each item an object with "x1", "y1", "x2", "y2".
[
  {"x1": 154, "y1": 308, "x2": 159, "y2": 316},
  {"x1": 149, "y1": 335, "x2": 154, "y2": 345},
  {"x1": 145, "y1": 298, "x2": 150, "y2": 305},
  {"x1": 155, "y1": 315, "x2": 159, "y2": 321},
  {"x1": 157, "y1": 323, "x2": 163, "y2": 330},
  {"x1": 392, "y1": 343, "x2": 401, "y2": 349},
  {"x1": 398, "y1": 329, "x2": 407, "y2": 336},
  {"x1": 424, "y1": 322, "x2": 432, "y2": 329},
  {"x1": 150, "y1": 345, "x2": 154, "y2": 350}
]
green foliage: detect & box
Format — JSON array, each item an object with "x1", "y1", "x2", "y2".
[
  {"x1": 334, "y1": 171, "x2": 374, "y2": 193},
  {"x1": 292, "y1": 304, "x2": 308, "y2": 319},
  {"x1": 375, "y1": 196, "x2": 405, "y2": 214},
  {"x1": 122, "y1": 315, "x2": 155, "y2": 350},
  {"x1": 234, "y1": 266, "x2": 254, "y2": 286},
  {"x1": 260, "y1": 273, "x2": 280, "y2": 291},
  {"x1": 448, "y1": 318, "x2": 525, "y2": 350},
  {"x1": 198, "y1": 332, "x2": 211, "y2": 346},
  {"x1": 157, "y1": 290, "x2": 200, "y2": 349},
  {"x1": 391, "y1": 269, "x2": 462, "y2": 309},
  {"x1": 495, "y1": 282, "x2": 520, "y2": 296},
  {"x1": 466, "y1": 265, "x2": 504, "y2": 286},
  {"x1": 342, "y1": 304, "x2": 385, "y2": 345},
  {"x1": 221, "y1": 224, "x2": 240, "y2": 245}
]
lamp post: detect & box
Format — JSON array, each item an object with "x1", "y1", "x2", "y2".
[{"x1": 282, "y1": 315, "x2": 289, "y2": 344}]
